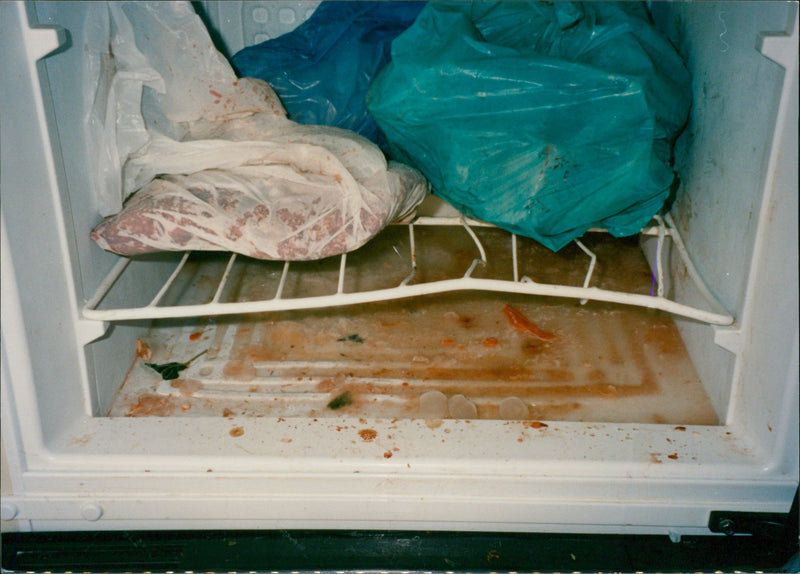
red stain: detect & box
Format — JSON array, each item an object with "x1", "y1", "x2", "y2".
[
  {"x1": 503, "y1": 304, "x2": 556, "y2": 340},
  {"x1": 189, "y1": 328, "x2": 210, "y2": 341}
]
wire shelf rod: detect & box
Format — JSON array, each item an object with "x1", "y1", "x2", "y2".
[
  {"x1": 83, "y1": 256, "x2": 132, "y2": 311},
  {"x1": 82, "y1": 274, "x2": 734, "y2": 325},
  {"x1": 653, "y1": 214, "x2": 667, "y2": 298},
  {"x1": 337, "y1": 252, "x2": 347, "y2": 295},
  {"x1": 665, "y1": 212, "x2": 732, "y2": 320},
  {"x1": 81, "y1": 214, "x2": 733, "y2": 327},
  {"x1": 274, "y1": 261, "x2": 290, "y2": 300},
  {"x1": 511, "y1": 233, "x2": 520, "y2": 283},
  {"x1": 146, "y1": 251, "x2": 191, "y2": 308},
  {"x1": 574, "y1": 239, "x2": 597, "y2": 305},
  {"x1": 400, "y1": 222, "x2": 417, "y2": 287},
  {"x1": 211, "y1": 253, "x2": 237, "y2": 304}
]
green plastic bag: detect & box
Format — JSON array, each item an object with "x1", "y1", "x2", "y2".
[{"x1": 367, "y1": 1, "x2": 691, "y2": 251}]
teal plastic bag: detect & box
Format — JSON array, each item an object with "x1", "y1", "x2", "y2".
[{"x1": 367, "y1": 2, "x2": 691, "y2": 251}]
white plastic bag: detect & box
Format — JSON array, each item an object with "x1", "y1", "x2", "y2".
[{"x1": 89, "y1": 1, "x2": 428, "y2": 260}]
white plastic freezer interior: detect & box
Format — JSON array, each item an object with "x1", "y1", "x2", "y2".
[{"x1": 1, "y1": 1, "x2": 797, "y2": 533}]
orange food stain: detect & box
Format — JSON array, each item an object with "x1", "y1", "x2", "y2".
[
  {"x1": 523, "y1": 421, "x2": 548, "y2": 429},
  {"x1": 383, "y1": 451, "x2": 393, "y2": 459},
  {"x1": 126, "y1": 395, "x2": 175, "y2": 417},
  {"x1": 189, "y1": 329, "x2": 210, "y2": 341},
  {"x1": 442, "y1": 339, "x2": 455, "y2": 346},
  {"x1": 223, "y1": 360, "x2": 256, "y2": 381},
  {"x1": 503, "y1": 304, "x2": 557, "y2": 340},
  {"x1": 358, "y1": 429, "x2": 377, "y2": 442},
  {"x1": 229, "y1": 426, "x2": 244, "y2": 437},
  {"x1": 483, "y1": 337, "x2": 499, "y2": 347}
]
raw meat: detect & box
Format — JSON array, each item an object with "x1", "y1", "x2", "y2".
[
  {"x1": 89, "y1": 2, "x2": 428, "y2": 261},
  {"x1": 91, "y1": 127, "x2": 427, "y2": 261}
]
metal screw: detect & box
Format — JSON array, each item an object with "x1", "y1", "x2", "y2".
[{"x1": 718, "y1": 517, "x2": 736, "y2": 535}]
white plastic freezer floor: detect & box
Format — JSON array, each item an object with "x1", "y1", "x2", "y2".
[{"x1": 108, "y1": 227, "x2": 718, "y2": 426}]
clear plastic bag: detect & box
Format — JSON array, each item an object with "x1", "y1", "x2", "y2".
[{"x1": 89, "y1": 1, "x2": 427, "y2": 260}]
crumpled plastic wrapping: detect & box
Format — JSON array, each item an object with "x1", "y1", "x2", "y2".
[
  {"x1": 230, "y1": 1, "x2": 426, "y2": 150},
  {"x1": 89, "y1": 1, "x2": 428, "y2": 261},
  {"x1": 367, "y1": 1, "x2": 690, "y2": 252}
]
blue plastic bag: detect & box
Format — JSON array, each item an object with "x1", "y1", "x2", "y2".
[
  {"x1": 366, "y1": 1, "x2": 691, "y2": 251},
  {"x1": 231, "y1": 1, "x2": 425, "y2": 149}
]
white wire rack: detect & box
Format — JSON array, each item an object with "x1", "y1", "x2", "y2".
[{"x1": 82, "y1": 212, "x2": 734, "y2": 325}]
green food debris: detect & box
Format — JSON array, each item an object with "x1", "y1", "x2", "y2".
[
  {"x1": 146, "y1": 349, "x2": 208, "y2": 380},
  {"x1": 337, "y1": 334, "x2": 364, "y2": 343},
  {"x1": 327, "y1": 391, "x2": 353, "y2": 410}
]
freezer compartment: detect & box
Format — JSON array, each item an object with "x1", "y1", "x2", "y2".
[
  {"x1": 104, "y1": 224, "x2": 718, "y2": 425},
  {"x1": 4, "y1": 0, "x2": 793, "y2": 431}
]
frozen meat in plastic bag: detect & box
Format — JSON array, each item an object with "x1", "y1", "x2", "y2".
[
  {"x1": 91, "y1": 128, "x2": 427, "y2": 260},
  {"x1": 89, "y1": 1, "x2": 428, "y2": 261}
]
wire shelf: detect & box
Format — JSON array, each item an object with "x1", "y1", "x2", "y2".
[{"x1": 82, "y1": 212, "x2": 734, "y2": 326}]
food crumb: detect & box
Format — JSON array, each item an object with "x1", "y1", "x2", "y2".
[
  {"x1": 135, "y1": 338, "x2": 152, "y2": 361},
  {"x1": 358, "y1": 429, "x2": 377, "y2": 442},
  {"x1": 523, "y1": 421, "x2": 548, "y2": 429},
  {"x1": 383, "y1": 451, "x2": 393, "y2": 458}
]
